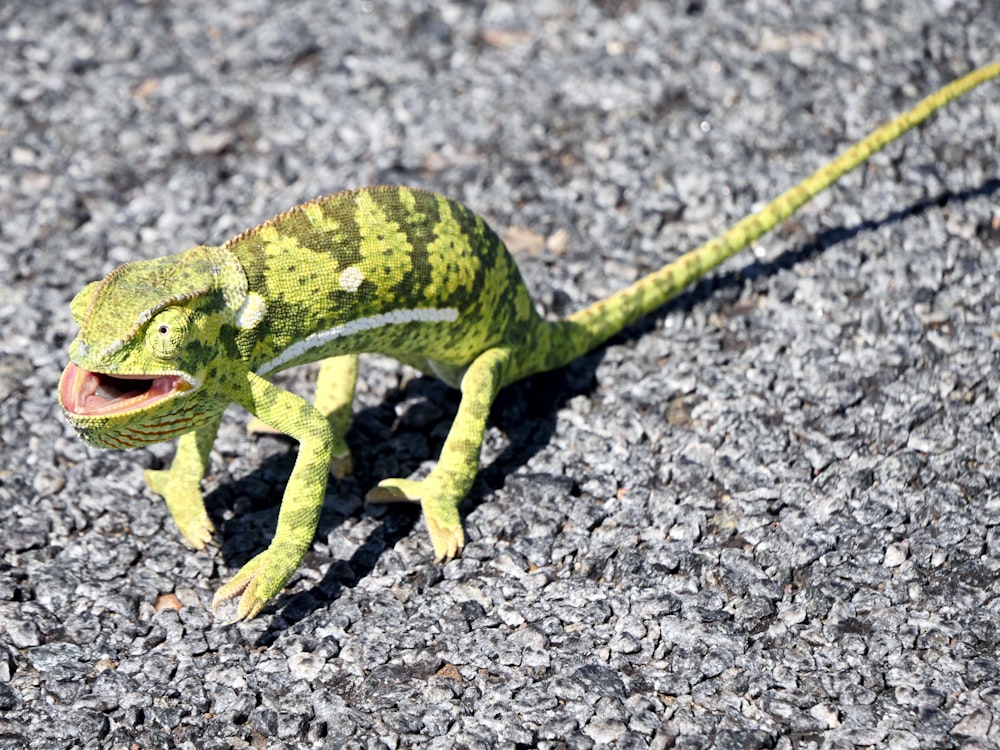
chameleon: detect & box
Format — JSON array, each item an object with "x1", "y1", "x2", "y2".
[{"x1": 59, "y1": 62, "x2": 999, "y2": 621}]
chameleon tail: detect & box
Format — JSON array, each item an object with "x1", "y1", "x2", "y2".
[{"x1": 543, "y1": 60, "x2": 1000, "y2": 370}]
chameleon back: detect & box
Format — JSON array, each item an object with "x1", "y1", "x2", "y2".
[{"x1": 225, "y1": 186, "x2": 546, "y2": 383}]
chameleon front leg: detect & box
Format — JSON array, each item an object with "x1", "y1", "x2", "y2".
[
  {"x1": 247, "y1": 354, "x2": 357, "y2": 478},
  {"x1": 367, "y1": 347, "x2": 512, "y2": 561},
  {"x1": 144, "y1": 413, "x2": 222, "y2": 549},
  {"x1": 214, "y1": 371, "x2": 335, "y2": 621}
]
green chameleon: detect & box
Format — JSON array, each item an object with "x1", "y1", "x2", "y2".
[{"x1": 60, "y1": 63, "x2": 999, "y2": 620}]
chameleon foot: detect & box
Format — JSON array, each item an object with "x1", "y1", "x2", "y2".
[
  {"x1": 144, "y1": 468, "x2": 215, "y2": 549},
  {"x1": 366, "y1": 478, "x2": 465, "y2": 561},
  {"x1": 212, "y1": 546, "x2": 300, "y2": 622}
]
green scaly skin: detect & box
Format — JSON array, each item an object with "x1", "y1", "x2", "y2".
[{"x1": 59, "y1": 63, "x2": 999, "y2": 621}]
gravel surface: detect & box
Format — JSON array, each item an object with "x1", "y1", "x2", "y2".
[{"x1": 2, "y1": 1, "x2": 1000, "y2": 748}]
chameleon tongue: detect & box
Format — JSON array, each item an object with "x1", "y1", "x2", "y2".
[{"x1": 59, "y1": 362, "x2": 182, "y2": 416}]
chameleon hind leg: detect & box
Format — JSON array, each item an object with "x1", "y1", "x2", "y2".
[
  {"x1": 144, "y1": 413, "x2": 223, "y2": 549},
  {"x1": 247, "y1": 354, "x2": 358, "y2": 478},
  {"x1": 315, "y1": 354, "x2": 357, "y2": 478},
  {"x1": 367, "y1": 347, "x2": 512, "y2": 560}
]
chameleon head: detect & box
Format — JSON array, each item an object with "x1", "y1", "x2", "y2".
[{"x1": 59, "y1": 245, "x2": 264, "y2": 448}]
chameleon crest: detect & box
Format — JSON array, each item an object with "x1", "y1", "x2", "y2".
[{"x1": 60, "y1": 62, "x2": 999, "y2": 621}]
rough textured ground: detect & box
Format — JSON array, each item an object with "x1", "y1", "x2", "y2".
[{"x1": 2, "y1": 1, "x2": 999, "y2": 748}]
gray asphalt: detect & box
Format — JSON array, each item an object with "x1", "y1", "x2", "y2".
[{"x1": 1, "y1": 1, "x2": 999, "y2": 748}]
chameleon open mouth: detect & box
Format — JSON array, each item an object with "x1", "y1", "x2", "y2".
[{"x1": 59, "y1": 362, "x2": 191, "y2": 417}]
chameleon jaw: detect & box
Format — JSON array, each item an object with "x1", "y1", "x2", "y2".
[{"x1": 59, "y1": 362, "x2": 195, "y2": 417}]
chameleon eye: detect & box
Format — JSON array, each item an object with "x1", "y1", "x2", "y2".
[{"x1": 146, "y1": 308, "x2": 191, "y2": 361}]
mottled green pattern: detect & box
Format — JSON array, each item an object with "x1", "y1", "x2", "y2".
[
  {"x1": 226, "y1": 187, "x2": 539, "y2": 377},
  {"x1": 59, "y1": 63, "x2": 999, "y2": 620}
]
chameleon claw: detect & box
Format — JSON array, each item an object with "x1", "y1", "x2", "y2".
[
  {"x1": 212, "y1": 547, "x2": 298, "y2": 622},
  {"x1": 366, "y1": 478, "x2": 465, "y2": 561},
  {"x1": 425, "y1": 514, "x2": 465, "y2": 562},
  {"x1": 179, "y1": 518, "x2": 216, "y2": 550},
  {"x1": 212, "y1": 578, "x2": 256, "y2": 625}
]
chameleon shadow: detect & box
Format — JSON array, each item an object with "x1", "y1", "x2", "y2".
[
  {"x1": 212, "y1": 179, "x2": 999, "y2": 631},
  {"x1": 735, "y1": 178, "x2": 1000, "y2": 285}
]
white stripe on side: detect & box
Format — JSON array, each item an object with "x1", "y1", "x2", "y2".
[{"x1": 256, "y1": 307, "x2": 459, "y2": 376}]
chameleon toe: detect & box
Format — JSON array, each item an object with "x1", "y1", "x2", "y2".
[
  {"x1": 366, "y1": 479, "x2": 423, "y2": 504},
  {"x1": 212, "y1": 548, "x2": 299, "y2": 622},
  {"x1": 366, "y1": 478, "x2": 465, "y2": 560},
  {"x1": 425, "y1": 516, "x2": 465, "y2": 562}
]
